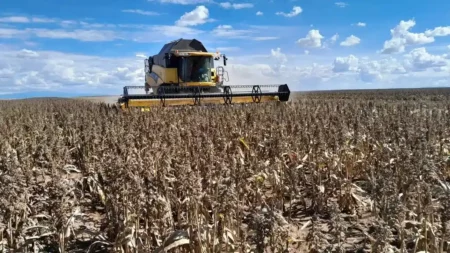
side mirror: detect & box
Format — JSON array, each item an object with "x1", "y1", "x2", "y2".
[{"x1": 223, "y1": 54, "x2": 227, "y2": 66}]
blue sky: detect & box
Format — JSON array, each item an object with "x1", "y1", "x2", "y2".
[{"x1": 0, "y1": 0, "x2": 450, "y2": 98}]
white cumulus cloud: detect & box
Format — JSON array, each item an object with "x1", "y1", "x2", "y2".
[
  {"x1": 275, "y1": 6, "x2": 302, "y2": 17},
  {"x1": 296, "y1": 29, "x2": 324, "y2": 48},
  {"x1": 381, "y1": 19, "x2": 436, "y2": 54},
  {"x1": 175, "y1": 5, "x2": 210, "y2": 26},
  {"x1": 358, "y1": 61, "x2": 383, "y2": 82},
  {"x1": 0, "y1": 48, "x2": 144, "y2": 95},
  {"x1": 340, "y1": 35, "x2": 360, "y2": 46},
  {"x1": 403, "y1": 47, "x2": 448, "y2": 72},
  {"x1": 219, "y1": 2, "x2": 253, "y2": 9},
  {"x1": 271, "y1": 48, "x2": 287, "y2": 64},
  {"x1": 332, "y1": 55, "x2": 359, "y2": 72},
  {"x1": 122, "y1": 9, "x2": 160, "y2": 16},
  {"x1": 424, "y1": 26, "x2": 450, "y2": 37}
]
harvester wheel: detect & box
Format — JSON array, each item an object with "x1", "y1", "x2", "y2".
[
  {"x1": 223, "y1": 86, "x2": 232, "y2": 104},
  {"x1": 251, "y1": 85, "x2": 262, "y2": 103}
]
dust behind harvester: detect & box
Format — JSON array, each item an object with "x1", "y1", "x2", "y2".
[{"x1": 117, "y1": 38, "x2": 291, "y2": 109}]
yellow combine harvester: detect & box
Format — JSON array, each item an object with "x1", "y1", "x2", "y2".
[{"x1": 118, "y1": 38, "x2": 290, "y2": 109}]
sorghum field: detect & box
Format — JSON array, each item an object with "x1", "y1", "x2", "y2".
[{"x1": 1, "y1": 88, "x2": 450, "y2": 253}]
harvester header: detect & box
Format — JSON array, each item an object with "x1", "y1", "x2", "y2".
[{"x1": 118, "y1": 38, "x2": 291, "y2": 109}]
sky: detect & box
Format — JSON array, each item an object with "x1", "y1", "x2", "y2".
[{"x1": 0, "y1": 0, "x2": 450, "y2": 98}]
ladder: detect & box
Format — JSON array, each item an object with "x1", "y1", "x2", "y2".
[{"x1": 216, "y1": 66, "x2": 229, "y2": 85}]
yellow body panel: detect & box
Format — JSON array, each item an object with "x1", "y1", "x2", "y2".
[
  {"x1": 211, "y1": 68, "x2": 216, "y2": 80},
  {"x1": 146, "y1": 65, "x2": 178, "y2": 86}
]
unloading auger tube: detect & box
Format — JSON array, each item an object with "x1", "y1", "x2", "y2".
[{"x1": 117, "y1": 84, "x2": 291, "y2": 108}]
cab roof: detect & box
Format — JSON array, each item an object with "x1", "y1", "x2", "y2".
[{"x1": 158, "y1": 39, "x2": 208, "y2": 55}]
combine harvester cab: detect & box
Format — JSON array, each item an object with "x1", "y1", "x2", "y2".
[{"x1": 117, "y1": 38, "x2": 291, "y2": 109}]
